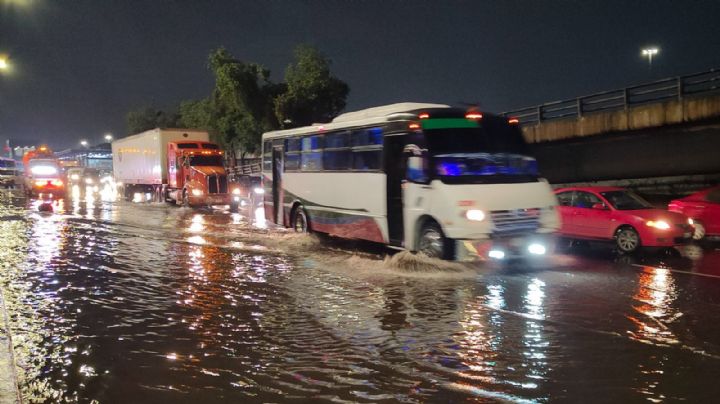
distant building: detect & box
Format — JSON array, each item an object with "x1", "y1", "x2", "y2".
[
  {"x1": 55, "y1": 143, "x2": 112, "y2": 172},
  {"x1": 5, "y1": 138, "x2": 39, "y2": 160}
]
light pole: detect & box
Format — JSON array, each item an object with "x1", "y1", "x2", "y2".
[{"x1": 641, "y1": 47, "x2": 659, "y2": 69}]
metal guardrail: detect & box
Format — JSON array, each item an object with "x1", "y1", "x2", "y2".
[
  {"x1": 503, "y1": 68, "x2": 720, "y2": 125},
  {"x1": 228, "y1": 159, "x2": 261, "y2": 178}
]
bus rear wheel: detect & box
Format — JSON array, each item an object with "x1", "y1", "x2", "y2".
[
  {"x1": 293, "y1": 205, "x2": 309, "y2": 233},
  {"x1": 418, "y1": 222, "x2": 453, "y2": 260}
]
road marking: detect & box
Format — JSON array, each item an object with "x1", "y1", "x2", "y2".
[{"x1": 632, "y1": 264, "x2": 720, "y2": 279}]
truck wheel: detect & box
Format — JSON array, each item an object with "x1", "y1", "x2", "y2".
[
  {"x1": 292, "y1": 205, "x2": 309, "y2": 233},
  {"x1": 418, "y1": 221, "x2": 454, "y2": 260},
  {"x1": 182, "y1": 189, "x2": 190, "y2": 208}
]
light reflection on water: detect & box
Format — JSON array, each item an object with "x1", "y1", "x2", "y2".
[{"x1": 1, "y1": 193, "x2": 720, "y2": 402}]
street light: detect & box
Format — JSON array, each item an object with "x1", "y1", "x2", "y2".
[
  {"x1": 104, "y1": 133, "x2": 113, "y2": 142},
  {"x1": 80, "y1": 140, "x2": 88, "y2": 148},
  {"x1": 0, "y1": 58, "x2": 8, "y2": 71},
  {"x1": 641, "y1": 47, "x2": 659, "y2": 68}
]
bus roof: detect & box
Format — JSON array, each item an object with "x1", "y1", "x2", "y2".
[{"x1": 262, "y1": 102, "x2": 451, "y2": 140}]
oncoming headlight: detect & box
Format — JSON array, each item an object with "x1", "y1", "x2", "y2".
[
  {"x1": 191, "y1": 189, "x2": 203, "y2": 196},
  {"x1": 253, "y1": 187, "x2": 265, "y2": 195},
  {"x1": 232, "y1": 188, "x2": 242, "y2": 195},
  {"x1": 688, "y1": 218, "x2": 694, "y2": 226},
  {"x1": 465, "y1": 209, "x2": 485, "y2": 222}
]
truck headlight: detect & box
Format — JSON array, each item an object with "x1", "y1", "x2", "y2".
[
  {"x1": 465, "y1": 209, "x2": 485, "y2": 221},
  {"x1": 191, "y1": 189, "x2": 203, "y2": 196},
  {"x1": 232, "y1": 188, "x2": 242, "y2": 195}
]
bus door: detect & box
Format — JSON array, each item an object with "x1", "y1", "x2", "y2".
[
  {"x1": 272, "y1": 146, "x2": 284, "y2": 225},
  {"x1": 401, "y1": 145, "x2": 432, "y2": 251},
  {"x1": 385, "y1": 135, "x2": 406, "y2": 246}
]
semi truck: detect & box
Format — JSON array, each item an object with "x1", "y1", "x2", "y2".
[{"x1": 112, "y1": 128, "x2": 238, "y2": 209}]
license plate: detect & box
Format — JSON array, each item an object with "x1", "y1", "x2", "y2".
[{"x1": 509, "y1": 237, "x2": 524, "y2": 247}]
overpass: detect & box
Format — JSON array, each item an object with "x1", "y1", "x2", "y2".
[{"x1": 503, "y1": 68, "x2": 720, "y2": 194}]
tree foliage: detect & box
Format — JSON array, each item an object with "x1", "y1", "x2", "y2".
[
  {"x1": 127, "y1": 44, "x2": 349, "y2": 155},
  {"x1": 275, "y1": 45, "x2": 349, "y2": 128},
  {"x1": 126, "y1": 107, "x2": 181, "y2": 134},
  {"x1": 206, "y1": 48, "x2": 278, "y2": 156}
]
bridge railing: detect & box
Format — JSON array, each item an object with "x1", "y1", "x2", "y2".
[{"x1": 504, "y1": 67, "x2": 720, "y2": 124}]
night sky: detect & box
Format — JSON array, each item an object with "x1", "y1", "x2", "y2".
[{"x1": 1, "y1": 0, "x2": 719, "y2": 150}]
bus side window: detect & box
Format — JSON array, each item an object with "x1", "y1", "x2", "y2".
[{"x1": 406, "y1": 155, "x2": 428, "y2": 184}]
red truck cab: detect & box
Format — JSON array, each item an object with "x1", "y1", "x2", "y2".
[{"x1": 167, "y1": 141, "x2": 235, "y2": 208}]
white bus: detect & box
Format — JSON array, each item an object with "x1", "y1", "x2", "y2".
[{"x1": 261, "y1": 103, "x2": 560, "y2": 260}]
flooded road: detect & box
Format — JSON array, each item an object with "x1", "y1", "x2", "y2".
[{"x1": 1, "y1": 189, "x2": 720, "y2": 403}]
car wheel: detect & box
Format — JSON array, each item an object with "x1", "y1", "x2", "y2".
[
  {"x1": 293, "y1": 205, "x2": 309, "y2": 233},
  {"x1": 692, "y1": 220, "x2": 705, "y2": 241},
  {"x1": 615, "y1": 226, "x2": 640, "y2": 253},
  {"x1": 418, "y1": 222, "x2": 454, "y2": 260}
]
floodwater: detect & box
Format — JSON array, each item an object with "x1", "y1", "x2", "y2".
[{"x1": 1, "y1": 188, "x2": 720, "y2": 403}]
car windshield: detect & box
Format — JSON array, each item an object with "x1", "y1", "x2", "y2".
[{"x1": 600, "y1": 190, "x2": 653, "y2": 210}]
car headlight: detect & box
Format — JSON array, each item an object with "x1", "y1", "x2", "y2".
[
  {"x1": 232, "y1": 188, "x2": 242, "y2": 195},
  {"x1": 253, "y1": 187, "x2": 265, "y2": 195},
  {"x1": 465, "y1": 209, "x2": 485, "y2": 221},
  {"x1": 191, "y1": 189, "x2": 203, "y2": 196},
  {"x1": 646, "y1": 220, "x2": 670, "y2": 230}
]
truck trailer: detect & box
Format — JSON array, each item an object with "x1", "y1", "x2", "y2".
[{"x1": 112, "y1": 128, "x2": 238, "y2": 209}]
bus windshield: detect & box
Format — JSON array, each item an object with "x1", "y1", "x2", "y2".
[
  {"x1": 424, "y1": 116, "x2": 536, "y2": 184},
  {"x1": 424, "y1": 116, "x2": 528, "y2": 155}
]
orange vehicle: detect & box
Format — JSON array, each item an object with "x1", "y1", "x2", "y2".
[
  {"x1": 112, "y1": 128, "x2": 239, "y2": 210},
  {"x1": 23, "y1": 145, "x2": 66, "y2": 197}
]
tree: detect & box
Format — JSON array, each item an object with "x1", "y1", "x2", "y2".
[
  {"x1": 179, "y1": 99, "x2": 213, "y2": 131},
  {"x1": 206, "y1": 48, "x2": 279, "y2": 158},
  {"x1": 126, "y1": 107, "x2": 181, "y2": 134},
  {"x1": 274, "y1": 44, "x2": 349, "y2": 128}
]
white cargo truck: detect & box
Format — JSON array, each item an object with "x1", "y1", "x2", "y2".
[{"x1": 112, "y1": 128, "x2": 237, "y2": 209}]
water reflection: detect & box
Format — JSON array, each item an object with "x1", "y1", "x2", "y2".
[{"x1": 629, "y1": 266, "x2": 680, "y2": 345}]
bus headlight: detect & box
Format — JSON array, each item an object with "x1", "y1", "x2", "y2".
[
  {"x1": 191, "y1": 189, "x2": 203, "y2": 196},
  {"x1": 465, "y1": 209, "x2": 485, "y2": 221},
  {"x1": 528, "y1": 243, "x2": 546, "y2": 255}
]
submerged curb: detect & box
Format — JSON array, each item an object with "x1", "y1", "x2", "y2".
[{"x1": 0, "y1": 288, "x2": 20, "y2": 404}]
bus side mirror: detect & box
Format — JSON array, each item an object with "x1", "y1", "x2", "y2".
[{"x1": 406, "y1": 156, "x2": 428, "y2": 184}]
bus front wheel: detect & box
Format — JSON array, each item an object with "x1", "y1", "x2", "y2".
[
  {"x1": 418, "y1": 222, "x2": 453, "y2": 260},
  {"x1": 293, "y1": 205, "x2": 309, "y2": 233}
]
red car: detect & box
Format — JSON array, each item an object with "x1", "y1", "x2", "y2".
[
  {"x1": 668, "y1": 186, "x2": 720, "y2": 240},
  {"x1": 554, "y1": 187, "x2": 694, "y2": 253}
]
